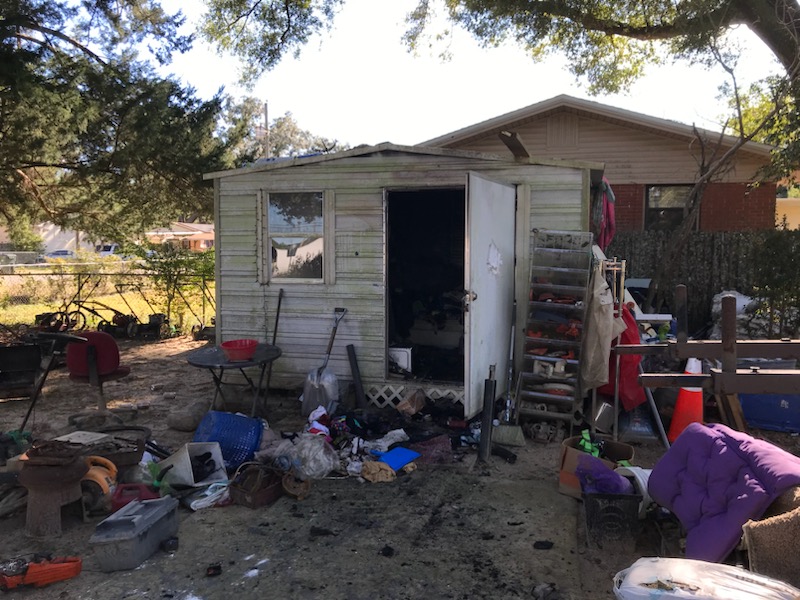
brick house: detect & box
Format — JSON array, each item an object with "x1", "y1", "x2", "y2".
[{"x1": 421, "y1": 95, "x2": 776, "y2": 232}]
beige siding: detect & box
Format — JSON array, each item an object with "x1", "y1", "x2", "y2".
[
  {"x1": 214, "y1": 152, "x2": 590, "y2": 393},
  {"x1": 446, "y1": 113, "x2": 766, "y2": 184}
]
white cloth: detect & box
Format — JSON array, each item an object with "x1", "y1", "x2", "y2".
[{"x1": 580, "y1": 262, "x2": 627, "y2": 392}]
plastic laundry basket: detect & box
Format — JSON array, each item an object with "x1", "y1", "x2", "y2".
[{"x1": 193, "y1": 411, "x2": 263, "y2": 471}]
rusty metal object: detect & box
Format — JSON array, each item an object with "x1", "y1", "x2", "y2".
[{"x1": 25, "y1": 441, "x2": 83, "y2": 466}]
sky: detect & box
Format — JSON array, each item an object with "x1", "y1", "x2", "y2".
[{"x1": 159, "y1": 0, "x2": 782, "y2": 148}]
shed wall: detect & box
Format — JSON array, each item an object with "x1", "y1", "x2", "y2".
[{"x1": 215, "y1": 153, "x2": 588, "y2": 400}]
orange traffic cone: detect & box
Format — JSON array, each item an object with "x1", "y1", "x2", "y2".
[{"x1": 668, "y1": 357, "x2": 704, "y2": 442}]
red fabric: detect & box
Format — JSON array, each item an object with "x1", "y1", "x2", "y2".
[
  {"x1": 66, "y1": 331, "x2": 121, "y2": 377},
  {"x1": 596, "y1": 304, "x2": 646, "y2": 411},
  {"x1": 597, "y1": 176, "x2": 616, "y2": 251}
]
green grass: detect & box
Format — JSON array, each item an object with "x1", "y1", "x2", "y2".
[{"x1": 1, "y1": 277, "x2": 215, "y2": 333}]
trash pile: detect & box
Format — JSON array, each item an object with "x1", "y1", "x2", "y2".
[{"x1": 0, "y1": 387, "x2": 527, "y2": 584}]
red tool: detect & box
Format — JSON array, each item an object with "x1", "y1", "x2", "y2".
[{"x1": 0, "y1": 555, "x2": 81, "y2": 590}]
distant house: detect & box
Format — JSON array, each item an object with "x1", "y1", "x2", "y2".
[
  {"x1": 145, "y1": 222, "x2": 215, "y2": 251},
  {"x1": 776, "y1": 198, "x2": 800, "y2": 229},
  {"x1": 421, "y1": 95, "x2": 777, "y2": 232}
]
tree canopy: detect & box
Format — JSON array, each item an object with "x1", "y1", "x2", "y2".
[
  {"x1": 199, "y1": 1, "x2": 797, "y2": 93},
  {"x1": 0, "y1": 0, "x2": 240, "y2": 242},
  {"x1": 7, "y1": 0, "x2": 800, "y2": 244}
]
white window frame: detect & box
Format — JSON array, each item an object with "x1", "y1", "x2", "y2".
[{"x1": 257, "y1": 190, "x2": 334, "y2": 285}]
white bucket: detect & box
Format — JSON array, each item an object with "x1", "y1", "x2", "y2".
[{"x1": 614, "y1": 466, "x2": 652, "y2": 519}]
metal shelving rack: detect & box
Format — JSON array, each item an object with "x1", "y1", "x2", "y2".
[{"x1": 515, "y1": 230, "x2": 594, "y2": 432}]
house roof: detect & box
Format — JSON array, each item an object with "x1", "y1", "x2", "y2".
[
  {"x1": 420, "y1": 94, "x2": 774, "y2": 158},
  {"x1": 145, "y1": 221, "x2": 214, "y2": 237},
  {"x1": 204, "y1": 141, "x2": 603, "y2": 180}
]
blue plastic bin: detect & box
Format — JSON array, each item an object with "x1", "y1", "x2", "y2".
[
  {"x1": 193, "y1": 411, "x2": 263, "y2": 471},
  {"x1": 738, "y1": 359, "x2": 800, "y2": 433},
  {"x1": 739, "y1": 394, "x2": 800, "y2": 433}
]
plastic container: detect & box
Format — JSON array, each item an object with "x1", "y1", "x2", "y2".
[
  {"x1": 614, "y1": 557, "x2": 800, "y2": 599},
  {"x1": 737, "y1": 358, "x2": 800, "y2": 433},
  {"x1": 583, "y1": 492, "x2": 642, "y2": 547},
  {"x1": 111, "y1": 483, "x2": 160, "y2": 513},
  {"x1": 739, "y1": 394, "x2": 800, "y2": 433},
  {"x1": 89, "y1": 496, "x2": 179, "y2": 572},
  {"x1": 220, "y1": 339, "x2": 258, "y2": 361},
  {"x1": 157, "y1": 442, "x2": 228, "y2": 488},
  {"x1": 192, "y1": 411, "x2": 263, "y2": 471}
]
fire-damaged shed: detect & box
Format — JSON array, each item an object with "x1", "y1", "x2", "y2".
[{"x1": 204, "y1": 143, "x2": 602, "y2": 418}]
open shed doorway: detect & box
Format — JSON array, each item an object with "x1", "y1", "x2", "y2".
[{"x1": 387, "y1": 189, "x2": 465, "y2": 383}]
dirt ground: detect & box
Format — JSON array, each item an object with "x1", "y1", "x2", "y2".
[{"x1": 0, "y1": 335, "x2": 743, "y2": 599}]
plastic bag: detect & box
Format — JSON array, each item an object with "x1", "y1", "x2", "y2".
[
  {"x1": 576, "y1": 453, "x2": 634, "y2": 495},
  {"x1": 614, "y1": 557, "x2": 800, "y2": 599},
  {"x1": 293, "y1": 434, "x2": 340, "y2": 480},
  {"x1": 300, "y1": 368, "x2": 339, "y2": 416}
]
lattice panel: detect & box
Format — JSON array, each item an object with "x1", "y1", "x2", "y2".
[{"x1": 366, "y1": 382, "x2": 464, "y2": 408}]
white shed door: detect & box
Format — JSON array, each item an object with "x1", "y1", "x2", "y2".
[{"x1": 464, "y1": 172, "x2": 516, "y2": 419}]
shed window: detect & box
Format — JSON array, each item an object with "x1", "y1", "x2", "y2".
[
  {"x1": 268, "y1": 192, "x2": 324, "y2": 280},
  {"x1": 645, "y1": 185, "x2": 697, "y2": 231}
]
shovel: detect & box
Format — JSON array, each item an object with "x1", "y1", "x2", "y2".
[{"x1": 301, "y1": 308, "x2": 347, "y2": 416}]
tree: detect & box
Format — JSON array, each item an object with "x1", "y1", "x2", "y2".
[
  {"x1": 1, "y1": 1, "x2": 237, "y2": 241},
  {"x1": 199, "y1": 1, "x2": 797, "y2": 91},
  {"x1": 219, "y1": 97, "x2": 346, "y2": 167},
  {"x1": 199, "y1": 0, "x2": 343, "y2": 84}
]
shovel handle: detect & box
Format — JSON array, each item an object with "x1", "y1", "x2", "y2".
[{"x1": 325, "y1": 308, "x2": 347, "y2": 355}]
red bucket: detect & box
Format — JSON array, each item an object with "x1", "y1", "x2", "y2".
[{"x1": 220, "y1": 339, "x2": 258, "y2": 361}]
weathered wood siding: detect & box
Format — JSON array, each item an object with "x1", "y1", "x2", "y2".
[
  {"x1": 441, "y1": 111, "x2": 766, "y2": 184},
  {"x1": 214, "y1": 151, "x2": 589, "y2": 392}
]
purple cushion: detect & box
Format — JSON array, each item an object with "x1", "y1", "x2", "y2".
[{"x1": 648, "y1": 422, "x2": 800, "y2": 562}]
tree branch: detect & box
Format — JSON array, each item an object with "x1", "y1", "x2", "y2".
[{"x1": 1, "y1": 16, "x2": 107, "y2": 65}]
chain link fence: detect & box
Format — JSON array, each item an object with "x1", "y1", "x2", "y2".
[{"x1": 0, "y1": 259, "x2": 215, "y2": 342}]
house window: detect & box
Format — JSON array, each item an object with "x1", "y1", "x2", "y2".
[
  {"x1": 268, "y1": 192, "x2": 324, "y2": 280},
  {"x1": 645, "y1": 185, "x2": 696, "y2": 231}
]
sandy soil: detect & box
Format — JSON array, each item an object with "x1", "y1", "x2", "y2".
[{"x1": 0, "y1": 336, "x2": 719, "y2": 599}]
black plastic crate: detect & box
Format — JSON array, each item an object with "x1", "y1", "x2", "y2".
[{"x1": 583, "y1": 492, "x2": 642, "y2": 548}]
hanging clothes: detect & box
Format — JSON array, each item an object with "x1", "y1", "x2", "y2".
[
  {"x1": 591, "y1": 177, "x2": 617, "y2": 252},
  {"x1": 597, "y1": 304, "x2": 647, "y2": 411},
  {"x1": 580, "y1": 262, "x2": 627, "y2": 392}
]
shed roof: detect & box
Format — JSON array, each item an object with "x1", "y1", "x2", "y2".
[
  {"x1": 204, "y1": 141, "x2": 603, "y2": 180},
  {"x1": 420, "y1": 94, "x2": 774, "y2": 158}
]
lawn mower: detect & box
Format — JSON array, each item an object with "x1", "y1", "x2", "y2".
[
  {"x1": 33, "y1": 276, "x2": 101, "y2": 333},
  {"x1": 113, "y1": 284, "x2": 170, "y2": 339},
  {"x1": 176, "y1": 283, "x2": 214, "y2": 341},
  {"x1": 72, "y1": 299, "x2": 139, "y2": 338}
]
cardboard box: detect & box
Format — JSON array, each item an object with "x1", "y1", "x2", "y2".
[
  {"x1": 157, "y1": 442, "x2": 227, "y2": 488},
  {"x1": 558, "y1": 435, "x2": 634, "y2": 499}
]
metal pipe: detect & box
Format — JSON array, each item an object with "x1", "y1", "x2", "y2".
[{"x1": 478, "y1": 367, "x2": 497, "y2": 462}]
